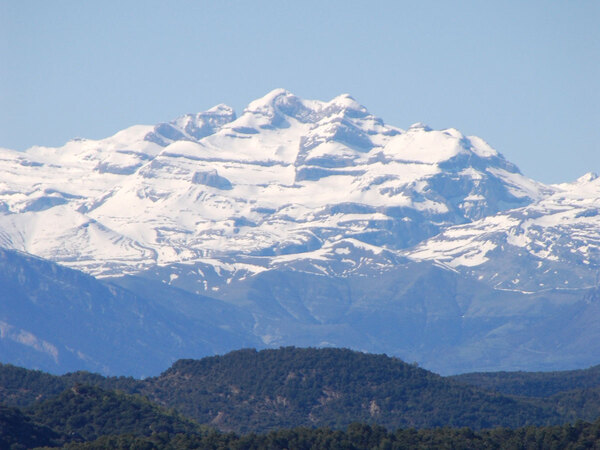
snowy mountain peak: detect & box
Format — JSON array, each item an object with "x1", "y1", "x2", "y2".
[
  {"x1": 382, "y1": 126, "x2": 502, "y2": 166},
  {"x1": 576, "y1": 172, "x2": 599, "y2": 184},
  {"x1": 323, "y1": 93, "x2": 369, "y2": 117},
  {"x1": 552, "y1": 171, "x2": 600, "y2": 195},
  {"x1": 145, "y1": 104, "x2": 236, "y2": 146},
  {"x1": 240, "y1": 89, "x2": 320, "y2": 127},
  {"x1": 408, "y1": 122, "x2": 432, "y2": 131},
  {"x1": 0, "y1": 90, "x2": 551, "y2": 279},
  {"x1": 243, "y1": 89, "x2": 377, "y2": 127},
  {"x1": 206, "y1": 103, "x2": 235, "y2": 115},
  {"x1": 245, "y1": 88, "x2": 294, "y2": 112}
]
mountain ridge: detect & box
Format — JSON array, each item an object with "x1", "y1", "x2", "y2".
[
  {"x1": 5, "y1": 347, "x2": 600, "y2": 435},
  {"x1": 0, "y1": 89, "x2": 547, "y2": 277},
  {"x1": 0, "y1": 90, "x2": 598, "y2": 375}
]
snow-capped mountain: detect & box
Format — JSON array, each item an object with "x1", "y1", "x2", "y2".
[
  {"x1": 0, "y1": 89, "x2": 545, "y2": 277},
  {"x1": 406, "y1": 172, "x2": 600, "y2": 292},
  {"x1": 1, "y1": 89, "x2": 599, "y2": 375}
]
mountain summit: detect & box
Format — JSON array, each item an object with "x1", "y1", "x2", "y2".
[{"x1": 0, "y1": 90, "x2": 545, "y2": 276}]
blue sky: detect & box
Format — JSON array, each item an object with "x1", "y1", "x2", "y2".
[{"x1": 1, "y1": 1, "x2": 598, "y2": 183}]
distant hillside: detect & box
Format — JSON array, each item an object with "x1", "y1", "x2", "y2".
[
  {"x1": 5, "y1": 403, "x2": 600, "y2": 450},
  {"x1": 3, "y1": 347, "x2": 600, "y2": 435},
  {"x1": 27, "y1": 384, "x2": 201, "y2": 442},
  {"x1": 451, "y1": 364, "x2": 600, "y2": 397},
  {"x1": 0, "y1": 247, "x2": 260, "y2": 377},
  {"x1": 0, "y1": 404, "x2": 62, "y2": 448},
  {"x1": 139, "y1": 347, "x2": 554, "y2": 432},
  {"x1": 0, "y1": 385, "x2": 205, "y2": 448},
  {"x1": 55, "y1": 419, "x2": 600, "y2": 450},
  {"x1": 0, "y1": 362, "x2": 141, "y2": 408}
]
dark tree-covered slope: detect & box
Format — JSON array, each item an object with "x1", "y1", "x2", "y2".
[
  {"x1": 0, "y1": 363, "x2": 142, "y2": 408},
  {"x1": 56, "y1": 420, "x2": 600, "y2": 450},
  {"x1": 3, "y1": 347, "x2": 600, "y2": 434},
  {"x1": 139, "y1": 347, "x2": 554, "y2": 432},
  {"x1": 451, "y1": 364, "x2": 600, "y2": 397},
  {"x1": 0, "y1": 404, "x2": 62, "y2": 449},
  {"x1": 27, "y1": 384, "x2": 202, "y2": 442},
  {"x1": 0, "y1": 405, "x2": 64, "y2": 450}
]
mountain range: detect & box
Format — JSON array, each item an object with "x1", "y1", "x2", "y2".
[{"x1": 0, "y1": 89, "x2": 599, "y2": 376}]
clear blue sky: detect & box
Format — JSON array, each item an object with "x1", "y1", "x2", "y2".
[{"x1": 1, "y1": 1, "x2": 598, "y2": 183}]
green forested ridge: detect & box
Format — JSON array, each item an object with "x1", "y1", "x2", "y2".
[
  {"x1": 42, "y1": 420, "x2": 600, "y2": 449},
  {"x1": 137, "y1": 347, "x2": 553, "y2": 432},
  {"x1": 451, "y1": 364, "x2": 600, "y2": 397},
  {"x1": 0, "y1": 404, "x2": 62, "y2": 449},
  {"x1": 0, "y1": 384, "x2": 207, "y2": 449},
  {"x1": 0, "y1": 363, "x2": 142, "y2": 408},
  {"x1": 0, "y1": 363, "x2": 70, "y2": 407},
  {"x1": 27, "y1": 384, "x2": 201, "y2": 442},
  {"x1": 2, "y1": 347, "x2": 600, "y2": 447}
]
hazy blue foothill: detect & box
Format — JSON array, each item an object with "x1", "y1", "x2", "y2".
[
  {"x1": 0, "y1": 241, "x2": 599, "y2": 377},
  {"x1": 0, "y1": 248, "x2": 261, "y2": 377}
]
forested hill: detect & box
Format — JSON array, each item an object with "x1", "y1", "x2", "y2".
[
  {"x1": 140, "y1": 347, "x2": 551, "y2": 432},
  {"x1": 0, "y1": 385, "x2": 204, "y2": 449},
  {"x1": 2, "y1": 347, "x2": 600, "y2": 435},
  {"x1": 451, "y1": 364, "x2": 600, "y2": 397}
]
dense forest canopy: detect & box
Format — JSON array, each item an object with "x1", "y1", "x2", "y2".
[{"x1": 2, "y1": 347, "x2": 600, "y2": 448}]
